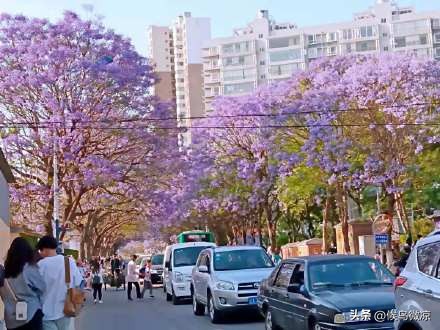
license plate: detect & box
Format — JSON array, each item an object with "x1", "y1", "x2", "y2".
[{"x1": 248, "y1": 297, "x2": 258, "y2": 305}]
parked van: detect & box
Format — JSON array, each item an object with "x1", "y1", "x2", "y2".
[{"x1": 163, "y1": 242, "x2": 216, "y2": 304}]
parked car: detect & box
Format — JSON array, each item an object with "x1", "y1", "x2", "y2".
[
  {"x1": 191, "y1": 246, "x2": 274, "y2": 323},
  {"x1": 394, "y1": 230, "x2": 440, "y2": 330},
  {"x1": 258, "y1": 255, "x2": 395, "y2": 330},
  {"x1": 150, "y1": 253, "x2": 164, "y2": 284},
  {"x1": 163, "y1": 242, "x2": 216, "y2": 304}
]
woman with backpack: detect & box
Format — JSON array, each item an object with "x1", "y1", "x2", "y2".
[
  {"x1": 0, "y1": 237, "x2": 46, "y2": 330},
  {"x1": 91, "y1": 265, "x2": 104, "y2": 304}
]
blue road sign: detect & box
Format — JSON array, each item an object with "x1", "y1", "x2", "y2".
[{"x1": 375, "y1": 234, "x2": 388, "y2": 245}]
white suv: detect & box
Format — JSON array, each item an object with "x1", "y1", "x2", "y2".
[
  {"x1": 163, "y1": 242, "x2": 216, "y2": 304},
  {"x1": 191, "y1": 246, "x2": 274, "y2": 323},
  {"x1": 394, "y1": 230, "x2": 440, "y2": 330}
]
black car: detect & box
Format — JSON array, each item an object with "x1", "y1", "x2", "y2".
[{"x1": 257, "y1": 255, "x2": 395, "y2": 330}]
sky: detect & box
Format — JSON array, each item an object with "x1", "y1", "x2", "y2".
[{"x1": 0, "y1": 0, "x2": 438, "y2": 56}]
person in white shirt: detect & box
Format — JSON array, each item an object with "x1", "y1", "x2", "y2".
[
  {"x1": 141, "y1": 259, "x2": 154, "y2": 298},
  {"x1": 36, "y1": 236, "x2": 83, "y2": 330},
  {"x1": 126, "y1": 255, "x2": 141, "y2": 301}
]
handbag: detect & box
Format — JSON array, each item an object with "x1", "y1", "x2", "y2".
[
  {"x1": 4, "y1": 278, "x2": 28, "y2": 321},
  {"x1": 63, "y1": 257, "x2": 86, "y2": 317}
]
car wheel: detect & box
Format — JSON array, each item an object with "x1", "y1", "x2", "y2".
[
  {"x1": 192, "y1": 293, "x2": 205, "y2": 316},
  {"x1": 172, "y1": 288, "x2": 179, "y2": 305},
  {"x1": 265, "y1": 310, "x2": 276, "y2": 330},
  {"x1": 208, "y1": 294, "x2": 223, "y2": 324},
  {"x1": 309, "y1": 320, "x2": 321, "y2": 330},
  {"x1": 165, "y1": 285, "x2": 172, "y2": 301}
]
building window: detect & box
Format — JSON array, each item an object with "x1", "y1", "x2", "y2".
[
  {"x1": 268, "y1": 36, "x2": 301, "y2": 48},
  {"x1": 260, "y1": 74, "x2": 266, "y2": 79},
  {"x1": 224, "y1": 82, "x2": 255, "y2": 95},
  {"x1": 393, "y1": 20, "x2": 428, "y2": 36},
  {"x1": 222, "y1": 68, "x2": 256, "y2": 81},
  {"x1": 222, "y1": 55, "x2": 253, "y2": 67},
  {"x1": 435, "y1": 33, "x2": 440, "y2": 43},
  {"x1": 260, "y1": 47, "x2": 265, "y2": 52},
  {"x1": 359, "y1": 26, "x2": 374, "y2": 38},
  {"x1": 259, "y1": 34, "x2": 264, "y2": 38},
  {"x1": 394, "y1": 37, "x2": 406, "y2": 48},
  {"x1": 269, "y1": 49, "x2": 302, "y2": 62},
  {"x1": 381, "y1": 18, "x2": 387, "y2": 23},
  {"x1": 260, "y1": 60, "x2": 265, "y2": 65},
  {"x1": 269, "y1": 63, "x2": 301, "y2": 76},
  {"x1": 342, "y1": 29, "x2": 353, "y2": 40},
  {"x1": 394, "y1": 34, "x2": 429, "y2": 48},
  {"x1": 382, "y1": 33, "x2": 388, "y2": 37},
  {"x1": 355, "y1": 40, "x2": 377, "y2": 52},
  {"x1": 328, "y1": 32, "x2": 337, "y2": 42},
  {"x1": 384, "y1": 46, "x2": 389, "y2": 51}
]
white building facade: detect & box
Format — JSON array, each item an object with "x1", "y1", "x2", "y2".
[
  {"x1": 148, "y1": 13, "x2": 211, "y2": 147},
  {"x1": 202, "y1": 0, "x2": 440, "y2": 111}
]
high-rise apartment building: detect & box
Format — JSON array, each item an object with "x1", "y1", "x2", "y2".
[
  {"x1": 148, "y1": 13, "x2": 211, "y2": 146},
  {"x1": 202, "y1": 0, "x2": 440, "y2": 111}
]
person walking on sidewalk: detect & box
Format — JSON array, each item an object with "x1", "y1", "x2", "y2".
[
  {"x1": 91, "y1": 266, "x2": 104, "y2": 304},
  {"x1": 141, "y1": 260, "x2": 154, "y2": 298},
  {"x1": 36, "y1": 236, "x2": 83, "y2": 330},
  {"x1": 0, "y1": 238, "x2": 46, "y2": 330},
  {"x1": 126, "y1": 255, "x2": 141, "y2": 301}
]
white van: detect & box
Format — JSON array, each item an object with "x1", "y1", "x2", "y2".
[{"x1": 163, "y1": 242, "x2": 216, "y2": 304}]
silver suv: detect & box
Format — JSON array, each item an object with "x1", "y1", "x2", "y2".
[
  {"x1": 191, "y1": 246, "x2": 274, "y2": 323},
  {"x1": 395, "y1": 230, "x2": 440, "y2": 330}
]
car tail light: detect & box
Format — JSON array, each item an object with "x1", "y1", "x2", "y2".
[{"x1": 394, "y1": 276, "x2": 407, "y2": 289}]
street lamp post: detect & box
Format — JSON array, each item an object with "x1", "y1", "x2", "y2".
[{"x1": 53, "y1": 127, "x2": 62, "y2": 253}]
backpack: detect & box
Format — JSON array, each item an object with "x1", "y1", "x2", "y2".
[{"x1": 92, "y1": 274, "x2": 101, "y2": 285}]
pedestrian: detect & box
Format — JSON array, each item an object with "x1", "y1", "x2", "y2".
[
  {"x1": 328, "y1": 243, "x2": 337, "y2": 254},
  {"x1": 0, "y1": 237, "x2": 46, "y2": 330},
  {"x1": 91, "y1": 266, "x2": 104, "y2": 304},
  {"x1": 110, "y1": 254, "x2": 120, "y2": 276},
  {"x1": 36, "y1": 236, "x2": 84, "y2": 330},
  {"x1": 126, "y1": 255, "x2": 141, "y2": 301},
  {"x1": 274, "y1": 248, "x2": 282, "y2": 265},
  {"x1": 141, "y1": 260, "x2": 154, "y2": 299},
  {"x1": 394, "y1": 244, "x2": 411, "y2": 276},
  {"x1": 245, "y1": 228, "x2": 254, "y2": 245}
]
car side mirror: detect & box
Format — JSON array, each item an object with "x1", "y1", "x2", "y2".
[
  {"x1": 287, "y1": 283, "x2": 301, "y2": 293},
  {"x1": 198, "y1": 265, "x2": 209, "y2": 273},
  {"x1": 165, "y1": 261, "x2": 170, "y2": 269}
]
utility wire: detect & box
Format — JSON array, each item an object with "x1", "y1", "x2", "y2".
[
  {"x1": 0, "y1": 101, "x2": 437, "y2": 126},
  {"x1": 0, "y1": 122, "x2": 440, "y2": 130}
]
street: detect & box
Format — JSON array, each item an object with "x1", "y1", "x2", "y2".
[{"x1": 76, "y1": 285, "x2": 264, "y2": 330}]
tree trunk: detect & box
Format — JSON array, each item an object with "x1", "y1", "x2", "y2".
[
  {"x1": 322, "y1": 193, "x2": 332, "y2": 253},
  {"x1": 335, "y1": 180, "x2": 350, "y2": 254}
]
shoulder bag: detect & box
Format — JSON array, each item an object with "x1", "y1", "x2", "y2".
[
  {"x1": 4, "y1": 278, "x2": 28, "y2": 321},
  {"x1": 63, "y1": 257, "x2": 86, "y2": 317}
]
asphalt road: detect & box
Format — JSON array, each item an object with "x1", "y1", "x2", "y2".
[{"x1": 76, "y1": 284, "x2": 264, "y2": 330}]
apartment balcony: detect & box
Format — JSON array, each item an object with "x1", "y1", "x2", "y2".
[
  {"x1": 204, "y1": 90, "x2": 220, "y2": 98},
  {"x1": 202, "y1": 48, "x2": 219, "y2": 57},
  {"x1": 203, "y1": 62, "x2": 220, "y2": 71},
  {"x1": 204, "y1": 75, "x2": 220, "y2": 84}
]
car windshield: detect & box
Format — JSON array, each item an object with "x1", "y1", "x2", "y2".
[
  {"x1": 173, "y1": 246, "x2": 210, "y2": 267},
  {"x1": 151, "y1": 254, "x2": 164, "y2": 265},
  {"x1": 214, "y1": 249, "x2": 274, "y2": 271},
  {"x1": 309, "y1": 259, "x2": 394, "y2": 290}
]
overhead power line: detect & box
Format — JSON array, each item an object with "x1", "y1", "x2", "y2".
[
  {"x1": 0, "y1": 122, "x2": 439, "y2": 131},
  {"x1": 0, "y1": 101, "x2": 437, "y2": 126}
]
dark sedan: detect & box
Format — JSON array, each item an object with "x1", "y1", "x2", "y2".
[{"x1": 257, "y1": 255, "x2": 395, "y2": 330}]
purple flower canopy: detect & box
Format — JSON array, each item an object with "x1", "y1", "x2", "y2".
[{"x1": 155, "y1": 53, "x2": 440, "y2": 232}]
